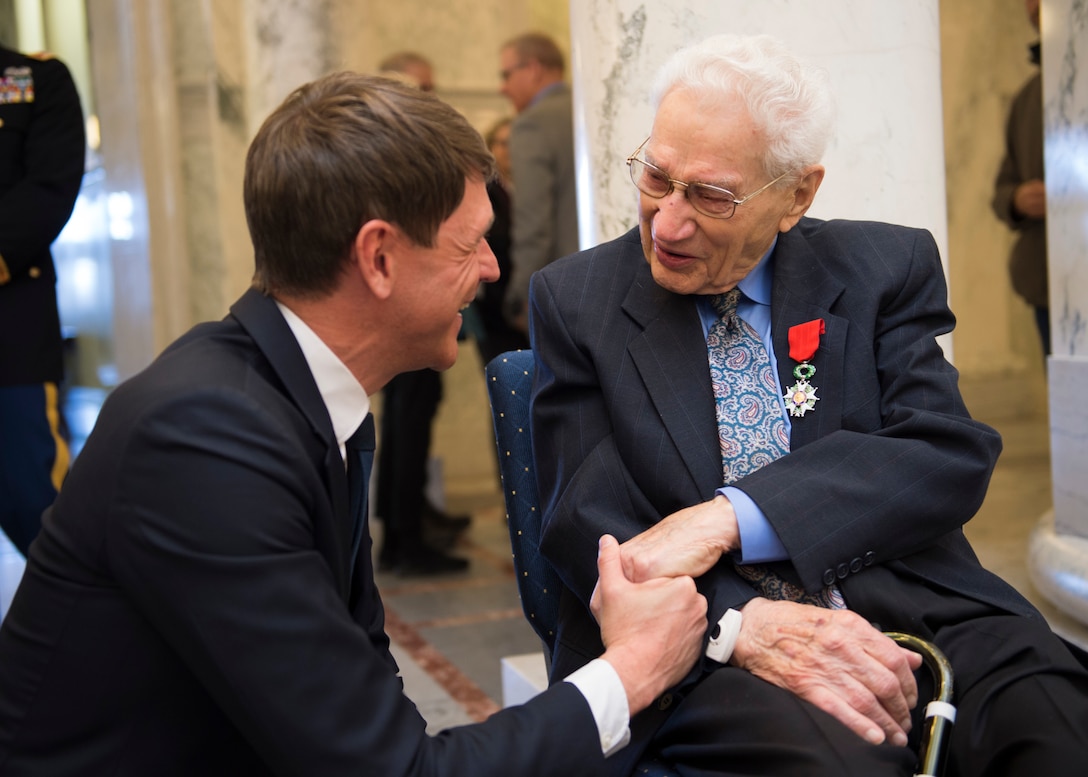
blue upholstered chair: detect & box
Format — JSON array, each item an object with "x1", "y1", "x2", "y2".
[
  {"x1": 485, "y1": 349, "x2": 680, "y2": 777},
  {"x1": 484, "y1": 349, "x2": 976, "y2": 777}
]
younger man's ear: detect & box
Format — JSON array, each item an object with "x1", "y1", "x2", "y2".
[{"x1": 353, "y1": 220, "x2": 398, "y2": 300}]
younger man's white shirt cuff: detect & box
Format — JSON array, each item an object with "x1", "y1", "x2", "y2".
[{"x1": 563, "y1": 658, "x2": 631, "y2": 757}]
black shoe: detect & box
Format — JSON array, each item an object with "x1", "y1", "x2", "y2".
[
  {"x1": 422, "y1": 500, "x2": 471, "y2": 533},
  {"x1": 397, "y1": 545, "x2": 469, "y2": 577}
]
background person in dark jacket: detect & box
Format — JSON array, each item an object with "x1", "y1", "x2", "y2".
[
  {"x1": 0, "y1": 44, "x2": 85, "y2": 555},
  {"x1": 992, "y1": 0, "x2": 1048, "y2": 356},
  {"x1": 470, "y1": 116, "x2": 529, "y2": 366}
]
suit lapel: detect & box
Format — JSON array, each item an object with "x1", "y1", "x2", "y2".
[
  {"x1": 229, "y1": 288, "x2": 354, "y2": 597},
  {"x1": 771, "y1": 224, "x2": 848, "y2": 450},
  {"x1": 623, "y1": 269, "x2": 723, "y2": 496}
]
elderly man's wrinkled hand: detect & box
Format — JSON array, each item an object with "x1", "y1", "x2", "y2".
[
  {"x1": 618, "y1": 496, "x2": 739, "y2": 583},
  {"x1": 731, "y1": 598, "x2": 922, "y2": 747}
]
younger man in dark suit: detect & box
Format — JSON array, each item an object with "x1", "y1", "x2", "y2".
[
  {"x1": 0, "y1": 72, "x2": 707, "y2": 776},
  {"x1": 530, "y1": 33, "x2": 1088, "y2": 776}
]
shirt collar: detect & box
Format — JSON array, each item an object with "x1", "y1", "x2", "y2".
[
  {"x1": 529, "y1": 80, "x2": 564, "y2": 108},
  {"x1": 275, "y1": 301, "x2": 370, "y2": 453},
  {"x1": 736, "y1": 235, "x2": 777, "y2": 306}
]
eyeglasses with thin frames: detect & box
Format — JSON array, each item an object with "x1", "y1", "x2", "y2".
[{"x1": 625, "y1": 137, "x2": 791, "y2": 220}]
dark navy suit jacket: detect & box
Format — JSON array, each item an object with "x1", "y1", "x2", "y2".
[
  {"x1": 0, "y1": 288, "x2": 607, "y2": 776},
  {"x1": 530, "y1": 221, "x2": 1039, "y2": 692}
]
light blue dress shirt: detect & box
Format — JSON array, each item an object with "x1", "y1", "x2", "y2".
[{"x1": 695, "y1": 238, "x2": 790, "y2": 564}]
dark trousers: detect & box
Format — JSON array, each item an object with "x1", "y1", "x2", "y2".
[
  {"x1": 632, "y1": 593, "x2": 1088, "y2": 776},
  {"x1": 1033, "y1": 306, "x2": 1051, "y2": 358},
  {"x1": 375, "y1": 369, "x2": 442, "y2": 562},
  {"x1": 0, "y1": 383, "x2": 69, "y2": 555},
  {"x1": 641, "y1": 668, "x2": 916, "y2": 777}
]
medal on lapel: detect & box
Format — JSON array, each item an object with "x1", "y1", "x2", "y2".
[{"x1": 783, "y1": 319, "x2": 824, "y2": 418}]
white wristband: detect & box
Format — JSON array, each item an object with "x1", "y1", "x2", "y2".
[{"x1": 706, "y1": 608, "x2": 743, "y2": 663}]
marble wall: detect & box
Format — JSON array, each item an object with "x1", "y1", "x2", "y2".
[
  {"x1": 1045, "y1": 0, "x2": 1088, "y2": 537},
  {"x1": 1028, "y1": 0, "x2": 1088, "y2": 627},
  {"x1": 84, "y1": 0, "x2": 189, "y2": 380},
  {"x1": 328, "y1": 0, "x2": 572, "y2": 179},
  {"x1": 1043, "y1": 0, "x2": 1088, "y2": 362}
]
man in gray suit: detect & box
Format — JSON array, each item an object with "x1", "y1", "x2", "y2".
[
  {"x1": 499, "y1": 32, "x2": 578, "y2": 332},
  {"x1": 530, "y1": 34, "x2": 1088, "y2": 777}
]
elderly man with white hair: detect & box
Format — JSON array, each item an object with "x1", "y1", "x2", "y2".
[{"x1": 531, "y1": 33, "x2": 1088, "y2": 777}]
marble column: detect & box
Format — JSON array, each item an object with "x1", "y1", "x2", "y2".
[
  {"x1": 175, "y1": 0, "x2": 340, "y2": 324},
  {"x1": 85, "y1": 0, "x2": 189, "y2": 381},
  {"x1": 1028, "y1": 0, "x2": 1088, "y2": 630}
]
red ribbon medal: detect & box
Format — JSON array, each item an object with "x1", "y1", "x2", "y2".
[{"x1": 783, "y1": 319, "x2": 824, "y2": 417}]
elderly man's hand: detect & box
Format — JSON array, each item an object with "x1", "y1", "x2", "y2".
[
  {"x1": 619, "y1": 496, "x2": 739, "y2": 583},
  {"x1": 593, "y1": 535, "x2": 708, "y2": 715},
  {"x1": 732, "y1": 598, "x2": 922, "y2": 747}
]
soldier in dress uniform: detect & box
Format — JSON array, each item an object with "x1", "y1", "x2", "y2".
[{"x1": 0, "y1": 44, "x2": 85, "y2": 556}]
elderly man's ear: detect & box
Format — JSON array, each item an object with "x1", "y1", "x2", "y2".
[{"x1": 780, "y1": 165, "x2": 825, "y2": 232}]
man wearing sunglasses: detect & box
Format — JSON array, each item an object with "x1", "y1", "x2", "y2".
[{"x1": 530, "y1": 33, "x2": 1088, "y2": 777}]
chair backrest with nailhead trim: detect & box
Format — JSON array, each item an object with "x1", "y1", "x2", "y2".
[
  {"x1": 485, "y1": 350, "x2": 561, "y2": 663},
  {"x1": 485, "y1": 350, "x2": 681, "y2": 777}
]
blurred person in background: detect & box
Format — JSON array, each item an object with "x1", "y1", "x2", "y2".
[
  {"x1": 375, "y1": 50, "x2": 471, "y2": 575},
  {"x1": 992, "y1": 0, "x2": 1049, "y2": 357},
  {"x1": 498, "y1": 32, "x2": 578, "y2": 333},
  {"x1": 0, "y1": 43, "x2": 85, "y2": 556},
  {"x1": 470, "y1": 116, "x2": 528, "y2": 366}
]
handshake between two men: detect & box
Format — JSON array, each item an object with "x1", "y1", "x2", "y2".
[{"x1": 605, "y1": 496, "x2": 923, "y2": 749}]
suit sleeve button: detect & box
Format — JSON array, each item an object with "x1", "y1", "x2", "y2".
[
  {"x1": 849, "y1": 557, "x2": 863, "y2": 573},
  {"x1": 836, "y1": 563, "x2": 849, "y2": 579},
  {"x1": 822, "y1": 569, "x2": 836, "y2": 586},
  {"x1": 863, "y1": 551, "x2": 876, "y2": 566}
]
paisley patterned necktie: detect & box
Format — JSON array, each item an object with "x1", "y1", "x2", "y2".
[{"x1": 708, "y1": 289, "x2": 842, "y2": 608}]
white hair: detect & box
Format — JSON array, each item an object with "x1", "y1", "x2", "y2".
[{"x1": 650, "y1": 34, "x2": 836, "y2": 179}]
